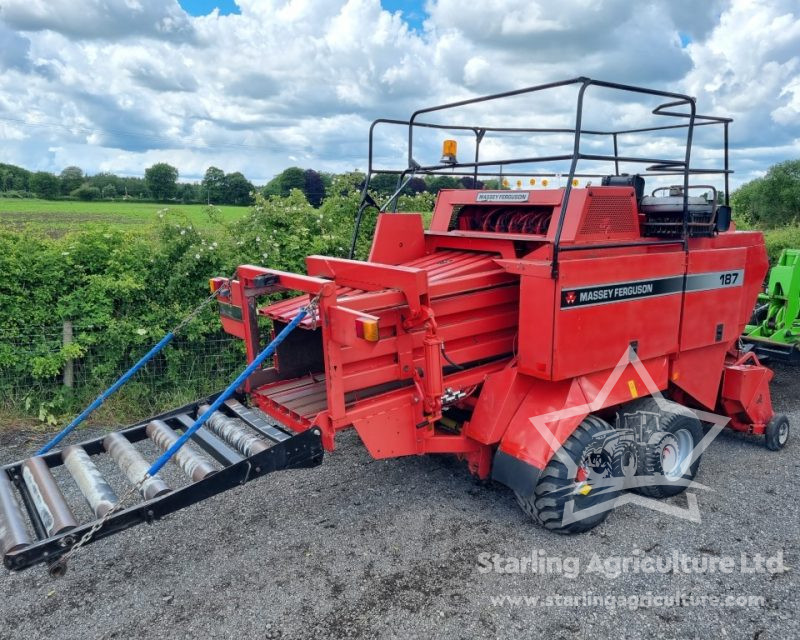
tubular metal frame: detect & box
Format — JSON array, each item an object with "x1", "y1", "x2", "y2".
[{"x1": 349, "y1": 77, "x2": 733, "y2": 271}]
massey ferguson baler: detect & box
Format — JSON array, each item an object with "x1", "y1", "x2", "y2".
[{"x1": 1, "y1": 78, "x2": 791, "y2": 575}]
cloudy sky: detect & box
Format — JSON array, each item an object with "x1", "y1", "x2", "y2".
[{"x1": 0, "y1": 0, "x2": 798, "y2": 188}]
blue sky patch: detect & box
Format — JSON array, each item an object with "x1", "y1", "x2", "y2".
[
  {"x1": 179, "y1": 0, "x2": 241, "y2": 17},
  {"x1": 381, "y1": 0, "x2": 427, "y2": 31}
]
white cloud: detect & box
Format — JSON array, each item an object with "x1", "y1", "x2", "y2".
[
  {"x1": 0, "y1": 0, "x2": 797, "y2": 188},
  {"x1": 0, "y1": 0, "x2": 196, "y2": 41}
]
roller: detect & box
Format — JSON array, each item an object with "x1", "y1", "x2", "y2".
[
  {"x1": 21, "y1": 457, "x2": 78, "y2": 537},
  {"x1": 62, "y1": 446, "x2": 118, "y2": 518},
  {"x1": 103, "y1": 433, "x2": 171, "y2": 501},
  {"x1": 199, "y1": 404, "x2": 269, "y2": 457},
  {"x1": 146, "y1": 420, "x2": 216, "y2": 482},
  {"x1": 0, "y1": 470, "x2": 31, "y2": 554}
]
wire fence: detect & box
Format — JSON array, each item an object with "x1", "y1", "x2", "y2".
[{"x1": 0, "y1": 325, "x2": 246, "y2": 427}]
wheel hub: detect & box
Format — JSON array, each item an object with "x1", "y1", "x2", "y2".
[{"x1": 659, "y1": 428, "x2": 693, "y2": 480}]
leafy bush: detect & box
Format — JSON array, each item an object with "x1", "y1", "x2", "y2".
[
  {"x1": 71, "y1": 184, "x2": 102, "y2": 201},
  {"x1": 731, "y1": 159, "x2": 800, "y2": 228},
  {"x1": 0, "y1": 177, "x2": 437, "y2": 424},
  {"x1": 763, "y1": 226, "x2": 800, "y2": 263},
  {"x1": 0, "y1": 190, "x2": 35, "y2": 199}
]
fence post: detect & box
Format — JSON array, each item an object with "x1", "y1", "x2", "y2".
[{"x1": 62, "y1": 320, "x2": 74, "y2": 389}]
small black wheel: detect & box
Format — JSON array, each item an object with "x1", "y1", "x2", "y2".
[
  {"x1": 515, "y1": 416, "x2": 620, "y2": 535},
  {"x1": 765, "y1": 414, "x2": 790, "y2": 451}
]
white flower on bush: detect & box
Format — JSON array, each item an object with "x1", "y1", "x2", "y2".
[
  {"x1": 136, "y1": 328, "x2": 147, "y2": 336},
  {"x1": 180, "y1": 229, "x2": 186, "y2": 235},
  {"x1": 195, "y1": 253, "x2": 201, "y2": 259}
]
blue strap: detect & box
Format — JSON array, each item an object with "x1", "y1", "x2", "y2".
[
  {"x1": 147, "y1": 306, "x2": 309, "y2": 477},
  {"x1": 37, "y1": 332, "x2": 176, "y2": 455}
]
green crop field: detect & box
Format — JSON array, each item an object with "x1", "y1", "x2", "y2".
[{"x1": 0, "y1": 198, "x2": 249, "y2": 234}]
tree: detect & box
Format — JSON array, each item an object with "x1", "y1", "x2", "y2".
[
  {"x1": 119, "y1": 176, "x2": 148, "y2": 198},
  {"x1": 224, "y1": 172, "x2": 254, "y2": 205},
  {"x1": 406, "y1": 177, "x2": 428, "y2": 194},
  {"x1": 178, "y1": 183, "x2": 199, "y2": 203},
  {"x1": 459, "y1": 176, "x2": 484, "y2": 190},
  {"x1": 145, "y1": 163, "x2": 178, "y2": 200},
  {"x1": 303, "y1": 169, "x2": 326, "y2": 207},
  {"x1": 59, "y1": 166, "x2": 84, "y2": 195},
  {"x1": 0, "y1": 163, "x2": 31, "y2": 192},
  {"x1": 29, "y1": 171, "x2": 60, "y2": 199},
  {"x1": 101, "y1": 184, "x2": 117, "y2": 199},
  {"x1": 71, "y1": 183, "x2": 101, "y2": 200},
  {"x1": 263, "y1": 167, "x2": 306, "y2": 198},
  {"x1": 368, "y1": 173, "x2": 401, "y2": 196},
  {"x1": 89, "y1": 172, "x2": 122, "y2": 193},
  {"x1": 425, "y1": 175, "x2": 461, "y2": 193},
  {"x1": 732, "y1": 159, "x2": 800, "y2": 228},
  {"x1": 201, "y1": 166, "x2": 226, "y2": 204}
]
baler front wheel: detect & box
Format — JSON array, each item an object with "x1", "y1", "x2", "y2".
[
  {"x1": 515, "y1": 416, "x2": 619, "y2": 535},
  {"x1": 765, "y1": 414, "x2": 790, "y2": 451}
]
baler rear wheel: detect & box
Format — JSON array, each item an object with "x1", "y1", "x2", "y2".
[
  {"x1": 638, "y1": 408, "x2": 703, "y2": 499},
  {"x1": 515, "y1": 415, "x2": 619, "y2": 535},
  {"x1": 765, "y1": 414, "x2": 790, "y2": 451}
]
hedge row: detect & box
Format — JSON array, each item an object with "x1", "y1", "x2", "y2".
[{"x1": 0, "y1": 178, "x2": 435, "y2": 424}]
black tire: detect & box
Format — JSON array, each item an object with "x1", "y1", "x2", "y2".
[
  {"x1": 638, "y1": 408, "x2": 704, "y2": 499},
  {"x1": 515, "y1": 416, "x2": 620, "y2": 534},
  {"x1": 765, "y1": 414, "x2": 790, "y2": 451},
  {"x1": 617, "y1": 396, "x2": 665, "y2": 476},
  {"x1": 611, "y1": 438, "x2": 638, "y2": 487}
]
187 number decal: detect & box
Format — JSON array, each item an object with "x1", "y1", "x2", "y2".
[{"x1": 719, "y1": 272, "x2": 739, "y2": 285}]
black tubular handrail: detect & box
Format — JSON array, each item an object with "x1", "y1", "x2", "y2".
[{"x1": 349, "y1": 77, "x2": 730, "y2": 271}]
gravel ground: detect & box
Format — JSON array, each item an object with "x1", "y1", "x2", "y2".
[{"x1": 1, "y1": 364, "x2": 798, "y2": 640}]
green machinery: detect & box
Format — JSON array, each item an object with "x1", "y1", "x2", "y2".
[{"x1": 744, "y1": 248, "x2": 800, "y2": 363}]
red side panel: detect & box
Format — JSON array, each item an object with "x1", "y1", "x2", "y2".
[
  {"x1": 721, "y1": 360, "x2": 774, "y2": 432},
  {"x1": 463, "y1": 366, "x2": 535, "y2": 444},
  {"x1": 368, "y1": 213, "x2": 426, "y2": 265},
  {"x1": 352, "y1": 402, "x2": 420, "y2": 459},
  {"x1": 516, "y1": 266, "x2": 557, "y2": 379},
  {"x1": 497, "y1": 357, "x2": 669, "y2": 470},
  {"x1": 552, "y1": 251, "x2": 684, "y2": 380},
  {"x1": 497, "y1": 377, "x2": 589, "y2": 470},
  {"x1": 679, "y1": 247, "x2": 747, "y2": 350},
  {"x1": 670, "y1": 343, "x2": 729, "y2": 409}
]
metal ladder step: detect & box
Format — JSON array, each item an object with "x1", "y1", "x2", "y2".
[{"x1": 1, "y1": 393, "x2": 323, "y2": 573}]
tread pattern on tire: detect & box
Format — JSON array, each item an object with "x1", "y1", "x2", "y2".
[{"x1": 516, "y1": 415, "x2": 617, "y2": 535}]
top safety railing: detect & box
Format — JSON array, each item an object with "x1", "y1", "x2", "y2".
[{"x1": 350, "y1": 77, "x2": 733, "y2": 270}]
